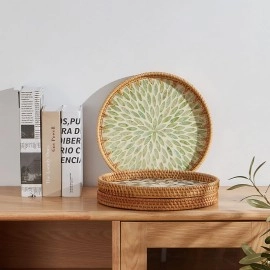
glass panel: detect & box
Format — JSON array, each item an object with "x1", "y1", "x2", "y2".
[{"x1": 147, "y1": 248, "x2": 244, "y2": 270}]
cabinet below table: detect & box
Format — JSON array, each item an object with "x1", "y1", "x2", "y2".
[{"x1": 0, "y1": 186, "x2": 269, "y2": 269}]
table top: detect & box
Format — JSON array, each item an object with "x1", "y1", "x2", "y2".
[{"x1": 0, "y1": 186, "x2": 269, "y2": 221}]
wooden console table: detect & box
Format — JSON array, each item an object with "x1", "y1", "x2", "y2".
[{"x1": 0, "y1": 186, "x2": 269, "y2": 269}]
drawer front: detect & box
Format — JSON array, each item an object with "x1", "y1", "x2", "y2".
[{"x1": 120, "y1": 221, "x2": 269, "y2": 270}]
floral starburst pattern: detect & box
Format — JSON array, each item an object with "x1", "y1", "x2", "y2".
[
  {"x1": 111, "y1": 178, "x2": 207, "y2": 187},
  {"x1": 98, "y1": 73, "x2": 211, "y2": 171}
]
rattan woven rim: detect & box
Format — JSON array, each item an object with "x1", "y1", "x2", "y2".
[
  {"x1": 97, "y1": 189, "x2": 218, "y2": 211},
  {"x1": 98, "y1": 170, "x2": 219, "y2": 199},
  {"x1": 97, "y1": 72, "x2": 212, "y2": 172}
]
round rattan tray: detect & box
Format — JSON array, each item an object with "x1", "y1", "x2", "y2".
[
  {"x1": 97, "y1": 72, "x2": 211, "y2": 172},
  {"x1": 97, "y1": 170, "x2": 219, "y2": 210},
  {"x1": 97, "y1": 72, "x2": 217, "y2": 211},
  {"x1": 97, "y1": 190, "x2": 218, "y2": 211}
]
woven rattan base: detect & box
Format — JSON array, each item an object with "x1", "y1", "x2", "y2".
[
  {"x1": 97, "y1": 189, "x2": 218, "y2": 211},
  {"x1": 97, "y1": 170, "x2": 219, "y2": 210},
  {"x1": 98, "y1": 170, "x2": 219, "y2": 199}
]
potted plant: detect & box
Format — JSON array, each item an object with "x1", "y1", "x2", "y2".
[{"x1": 228, "y1": 157, "x2": 270, "y2": 270}]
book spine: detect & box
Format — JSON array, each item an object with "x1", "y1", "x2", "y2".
[
  {"x1": 20, "y1": 89, "x2": 43, "y2": 197},
  {"x1": 61, "y1": 107, "x2": 83, "y2": 197},
  {"x1": 42, "y1": 110, "x2": 61, "y2": 197},
  {"x1": 0, "y1": 88, "x2": 20, "y2": 185}
]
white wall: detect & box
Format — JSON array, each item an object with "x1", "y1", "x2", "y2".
[{"x1": 1, "y1": 0, "x2": 270, "y2": 186}]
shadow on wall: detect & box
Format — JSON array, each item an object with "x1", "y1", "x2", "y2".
[
  {"x1": 83, "y1": 76, "x2": 130, "y2": 186},
  {"x1": 0, "y1": 89, "x2": 20, "y2": 186}
]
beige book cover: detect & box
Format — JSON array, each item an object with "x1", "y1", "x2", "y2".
[
  {"x1": 42, "y1": 106, "x2": 61, "y2": 197},
  {"x1": 0, "y1": 88, "x2": 20, "y2": 185}
]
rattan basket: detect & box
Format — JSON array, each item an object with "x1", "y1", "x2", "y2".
[
  {"x1": 97, "y1": 189, "x2": 218, "y2": 211},
  {"x1": 97, "y1": 170, "x2": 219, "y2": 210},
  {"x1": 97, "y1": 72, "x2": 212, "y2": 172},
  {"x1": 96, "y1": 72, "x2": 219, "y2": 211}
]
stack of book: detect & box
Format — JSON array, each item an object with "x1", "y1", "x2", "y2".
[{"x1": 19, "y1": 87, "x2": 83, "y2": 197}]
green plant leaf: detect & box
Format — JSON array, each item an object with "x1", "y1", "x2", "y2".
[
  {"x1": 241, "y1": 195, "x2": 264, "y2": 202},
  {"x1": 249, "y1": 156, "x2": 255, "y2": 180},
  {"x1": 240, "y1": 266, "x2": 254, "y2": 270},
  {"x1": 265, "y1": 236, "x2": 270, "y2": 244},
  {"x1": 253, "y1": 161, "x2": 266, "y2": 181},
  {"x1": 228, "y1": 176, "x2": 249, "y2": 180},
  {"x1": 261, "y1": 253, "x2": 270, "y2": 259},
  {"x1": 250, "y1": 263, "x2": 270, "y2": 270},
  {"x1": 239, "y1": 253, "x2": 263, "y2": 264},
  {"x1": 261, "y1": 246, "x2": 270, "y2": 252},
  {"x1": 227, "y1": 184, "x2": 253, "y2": 190},
  {"x1": 242, "y1": 244, "x2": 256, "y2": 255},
  {"x1": 247, "y1": 199, "x2": 270, "y2": 209}
]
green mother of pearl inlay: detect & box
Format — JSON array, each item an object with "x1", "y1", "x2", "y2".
[
  {"x1": 111, "y1": 178, "x2": 207, "y2": 187},
  {"x1": 100, "y1": 75, "x2": 211, "y2": 171}
]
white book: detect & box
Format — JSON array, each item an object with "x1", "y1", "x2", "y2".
[
  {"x1": 61, "y1": 105, "x2": 83, "y2": 197},
  {"x1": 41, "y1": 106, "x2": 62, "y2": 197},
  {"x1": 20, "y1": 87, "x2": 43, "y2": 197}
]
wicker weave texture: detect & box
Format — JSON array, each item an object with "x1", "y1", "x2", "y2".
[
  {"x1": 98, "y1": 170, "x2": 219, "y2": 199},
  {"x1": 97, "y1": 72, "x2": 212, "y2": 172},
  {"x1": 97, "y1": 190, "x2": 218, "y2": 211},
  {"x1": 96, "y1": 72, "x2": 217, "y2": 210}
]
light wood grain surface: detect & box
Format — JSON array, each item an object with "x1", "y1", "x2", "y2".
[
  {"x1": 0, "y1": 221, "x2": 112, "y2": 268},
  {"x1": 0, "y1": 186, "x2": 269, "y2": 221},
  {"x1": 120, "y1": 221, "x2": 269, "y2": 270},
  {"x1": 0, "y1": 186, "x2": 269, "y2": 269},
  {"x1": 112, "y1": 221, "x2": 121, "y2": 270}
]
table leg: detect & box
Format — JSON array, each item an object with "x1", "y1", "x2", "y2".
[
  {"x1": 121, "y1": 222, "x2": 147, "y2": 270},
  {"x1": 112, "y1": 221, "x2": 121, "y2": 270}
]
